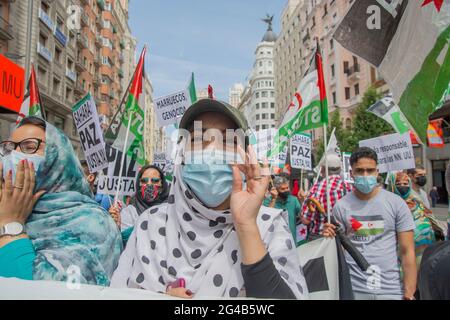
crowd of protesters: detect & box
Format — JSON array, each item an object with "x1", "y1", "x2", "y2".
[{"x1": 0, "y1": 98, "x2": 449, "y2": 300}]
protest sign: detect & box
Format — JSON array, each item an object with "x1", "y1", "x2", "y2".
[
  {"x1": 0, "y1": 53, "x2": 25, "y2": 113},
  {"x1": 342, "y1": 152, "x2": 353, "y2": 183},
  {"x1": 154, "y1": 90, "x2": 193, "y2": 127},
  {"x1": 254, "y1": 128, "x2": 277, "y2": 160},
  {"x1": 97, "y1": 144, "x2": 139, "y2": 196},
  {"x1": 72, "y1": 93, "x2": 108, "y2": 173},
  {"x1": 291, "y1": 133, "x2": 312, "y2": 170},
  {"x1": 359, "y1": 133, "x2": 415, "y2": 173},
  {"x1": 153, "y1": 152, "x2": 167, "y2": 172}
]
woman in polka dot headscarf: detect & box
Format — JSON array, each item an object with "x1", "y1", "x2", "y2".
[{"x1": 111, "y1": 99, "x2": 308, "y2": 299}]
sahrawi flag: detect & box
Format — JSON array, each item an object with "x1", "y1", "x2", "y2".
[
  {"x1": 334, "y1": 0, "x2": 450, "y2": 143},
  {"x1": 17, "y1": 64, "x2": 44, "y2": 124},
  {"x1": 268, "y1": 41, "x2": 328, "y2": 158},
  {"x1": 105, "y1": 47, "x2": 147, "y2": 166}
]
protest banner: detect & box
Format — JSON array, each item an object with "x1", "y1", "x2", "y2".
[
  {"x1": 254, "y1": 128, "x2": 277, "y2": 161},
  {"x1": 359, "y1": 132, "x2": 415, "y2": 173},
  {"x1": 290, "y1": 133, "x2": 312, "y2": 170},
  {"x1": 153, "y1": 152, "x2": 167, "y2": 172},
  {"x1": 97, "y1": 144, "x2": 139, "y2": 197},
  {"x1": 72, "y1": 93, "x2": 108, "y2": 173},
  {"x1": 0, "y1": 53, "x2": 25, "y2": 113},
  {"x1": 342, "y1": 152, "x2": 353, "y2": 183}
]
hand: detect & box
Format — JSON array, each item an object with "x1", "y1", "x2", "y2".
[
  {"x1": 297, "y1": 189, "x2": 307, "y2": 200},
  {"x1": 166, "y1": 286, "x2": 193, "y2": 299},
  {"x1": 269, "y1": 187, "x2": 278, "y2": 199},
  {"x1": 231, "y1": 145, "x2": 270, "y2": 228},
  {"x1": 109, "y1": 203, "x2": 121, "y2": 227},
  {"x1": 322, "y1": 223, "x2": 337, "y2": 238},
  {"x1": 0, "y1": 160, "x2": 46, "y2": 226}
]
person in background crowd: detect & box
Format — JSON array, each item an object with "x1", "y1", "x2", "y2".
[
  {"x1": 0, "y1": 117, "x2": 122, "y2": 285},
  {"x1": 429, "y1": 187, "x2": 440, "y2": 208},
  {"x1": 109, "y1": 165, "x2": 169, "y2": 244},
  {"x1": 263, "y1": 176, "x2": 301, "y2": 245},
  {"x1": 80, "y1": 160, "x2": 97, "y2": 194},
  {"x1": 407, "y1": 166, "x2": 431, "y2": 209},
  {"x1": 323, "y1": 147, "x2": 416, "y2": 300},
  {"x1": 301, "y1": 154, "x2": 353, "y2": 241},
  {"x1": 387, "y1": 172, "x2": 435, "y2": 266},
  {"x1": 111, "y1": 99, "x2": 308, "y2": 299}
]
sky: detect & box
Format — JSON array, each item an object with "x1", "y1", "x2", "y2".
[{"x1": 129, "y1": 0, "x2": 285, "y2": 101}]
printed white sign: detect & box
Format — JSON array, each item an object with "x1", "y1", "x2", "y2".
[
  {"x1": 359, "y1": 133, "x2": 415, "y2": 174},
  {"x1": 290, "y1": 133, "x2": 312, "y2": 170},
  {"x1": 97, "y1": 144, "x2": 139, "y2": 196},
  {"x1": 153, "y1": 152, "x2": 167, "y2": 172},
  {"x1": 72, "y1": 94, "x2": 108, "y2": 173},
  {"x1": 342, "y1": 152, "x2": 353, "y2": 183},
  {"x1": 153, "y1": 90, "x2": 192, "y2": 127}
]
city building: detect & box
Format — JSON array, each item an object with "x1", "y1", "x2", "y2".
[
  {"x1": 238, "y1": 16, "x2": 277, "y2": 132},
  {"x1": 0, "y1": 0, "x2": 139, "y2": 158},
  {"x1": 274, "y1": 0, "x2": 384, "y2": 143},
  {"x1": 228, "y1": 83, "x2": 244, "y2": 108},
  {"x1": 196, "y1": 88, "x2": 209, "y2": 100}
]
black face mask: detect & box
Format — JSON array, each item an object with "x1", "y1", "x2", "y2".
[
  {"x1": 416, "y1": 176, "x2": 427, "y2": 187},
  {"x1": 396, "y1": 186, "x2": 410, "y2": 198},
  {"x1": 279, "y1": 191, "x2": 290, "y2": 200}
]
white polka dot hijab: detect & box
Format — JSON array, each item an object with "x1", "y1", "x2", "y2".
[{"x1": 111, "y1": 146, "x2": 308, "y2": 299}]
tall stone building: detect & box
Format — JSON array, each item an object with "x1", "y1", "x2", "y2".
[
  {"x1": 274, "y1": 0, "x2": 385, "y2": 142},
  {"x1": 0, "y1": 0, "x2": 137, "y2": 158},
  {"x1": 228, "y1": 83, "x2": 244, "y2": 108},
  {"x1": 238, "y1": 17, "x2": 277, "y2": 132}
]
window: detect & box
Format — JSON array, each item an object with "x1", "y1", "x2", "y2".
[
  {"x1": 271, "y1": 103, "x2": 275, "y2": 109},
  {"x1": 262, "y1": 91, "x2": 268, "y2": 98},
  {"x1": 259, "y1": 61, "x2": 263, "y2": 67},
  {"x1": 256, "y1": 125, "x2": 260, "y2": 131},
  {"x1": 53, "y1": 77, "x2": 61, "y2": 96},
  {"x1": 354, "y1": 83, "x2": 360, "y2": 95},
  {"x1": 255, "y1": 92, "x2": 260, "y2": 99},
  {"x1": 256, "y1": 114, "x2": 260, "y2": 120},
  {"x1": 262, "y1": 114, "x2": 267, "y2": 120},
  {"x1": 54, "y1": 47, "x2": 62, "y2": 63},
  {"x1": 343, "y1": 61, "x2": 349, "y2": 74},
  {"x1": 262, "y1": 102, "x2": 268, "y2": 109},
  {"x1": 262, "y1": 125, "x2": 268, "y2": 130},
  {"x1": 270, "y1": 91, "x2": 275, "y2": 98},
  {"x1": 345, "y1": 87, "x2": 351, "y2": 100},
  {"x1": 330, "y1": 39, "x2": 334, "y2": 50},
  {"x1": 256, "y1": 103, "x2": 260, "y2": 110},
  {"x1": 331, "y1": 64, "x2": 335, "y2": 78},
  {"x1": 271, "y1": 113, "x2": 275, "y2": 120},
  {"x1": 332, "y1": 91, "x2": 337, "y2": 105},
  {"x1": 39, "y1": 33, "x2": 47, "y2": 47}
]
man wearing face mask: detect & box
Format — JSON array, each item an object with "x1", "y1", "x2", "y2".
[
  {"x1": 323, "y1": 147, "x2": 417, "y2": 300},
  {"x1": 263, "y1": 176, "x2": 301, "y2": 244},
  {"x1": 407, "y1": 166, "x2": 431, "y2": 209}
]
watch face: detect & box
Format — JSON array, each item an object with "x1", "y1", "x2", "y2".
[{"x1": 5, "y1": 222, "x2": 24, "y2": 235}]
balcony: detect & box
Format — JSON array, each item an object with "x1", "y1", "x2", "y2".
[
  {"x1": 76, "y1": 34, "x2": 88, "y2": 49},
  {"x1": 37, "y1": 43, "x2": 52, "y2": 62},
  {"x1": 54, "y1": 26, "x2": 67, "y2": 46},
  {"x1": 0, "y1": 16, "x2": 13, "y2": 40},
  {"x1": 75, "y1": 57, "x2": 86, "y2": 72},
  {"x1": 81, "y1": 11, "x2": 89, "y2": 27},
  {"x1": 38, "y1": 8, "x2": 54, "y2": 31},
  {"x1": 66, "y1": 69, "x2": 77, "y2": 82},
  {"x1": 74, "y1": 81, "x2": 85, "y2": 96},
  {"x1": 95, "y1": 34, "x2": 102, "y2": 48},
  {"x1": 346, "y1": 64, "x2": 360, "y2": 82}
]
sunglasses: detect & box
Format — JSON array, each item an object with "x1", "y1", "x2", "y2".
[{"x1": 140, "y1": 177, "x2": 161, "y2": 184}]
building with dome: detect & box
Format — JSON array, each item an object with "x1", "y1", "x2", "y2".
[{"x1": 238, "y1": 16, "x2": 277, "y2": 132}]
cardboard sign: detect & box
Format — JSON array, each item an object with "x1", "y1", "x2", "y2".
[
  {"x1": 153, "y1": 90, "x2": 192, "y2": 127},
  {"x1": 290, "y1": 133, "x2": 312, "y2": 170},
  {"x1": 359, "y1": 133, "x2": 415, "y2": 174},
  {"x1": 342, "y1": 152, "x2": 353, "y2": 183},
  {"x1": 72, "y1": 94, "x2": 108, "y2": 173},
  {"x1": 97, "y1": 144, "x2": 139, "y2": 196},
  {"x1": 0, "y1": 54, "x2": 25, "y2": 113}
]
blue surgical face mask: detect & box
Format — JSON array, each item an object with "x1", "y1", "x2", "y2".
[
  {"x1": 353, "y1": 175, "x2": 378, "y2": 194},
  {"x1": 182, "y1": 149, "x2": 236, "y2": 208},
  {"x1": 2, "y1": 150, "x2": 45, "y2": 184}
]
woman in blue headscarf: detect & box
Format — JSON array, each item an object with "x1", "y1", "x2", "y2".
[{"x1": 0, "y1": 117, "x2": 122, "y2": 286}]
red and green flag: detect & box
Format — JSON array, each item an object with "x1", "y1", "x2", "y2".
[
  {"x1": 17, "y1": 64, "x2": 44, "y2": 123},
  {"x1": 268, "y1": 42, "x2": 328, "y2": 158},
  {"x1": 105, "y1": 47, "x2": 147, "y2": 166}
]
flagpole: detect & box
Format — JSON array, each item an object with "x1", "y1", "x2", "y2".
[
  {"x1": 114, "y1": 111, "x2": 133, "y2": 203},
  {"x1": 323, "y1": 123, "x2": 331, "y2": 224}
]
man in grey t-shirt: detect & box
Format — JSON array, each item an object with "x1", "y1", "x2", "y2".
[
  {"x1": 407, "y1": 166, "x2": 431, "y2": 209},
  {"x1": 323, "y1": 147, "x2": 417, "y2": 300}
]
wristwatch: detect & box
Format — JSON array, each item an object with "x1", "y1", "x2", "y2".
[{"x1": 0, "y1": 222, "x2": 25, "y2": 238}]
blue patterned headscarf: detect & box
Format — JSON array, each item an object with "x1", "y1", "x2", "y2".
[{"x1": 21, "y1": 117, "x2": 122, "y2": 286}]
